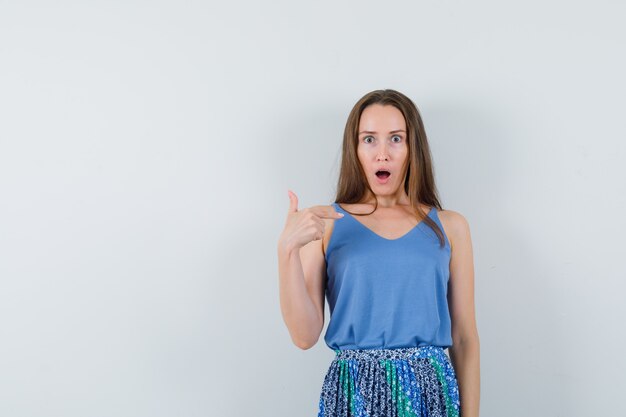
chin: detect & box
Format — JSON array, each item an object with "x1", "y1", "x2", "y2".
[{"x1": 372, "y1": 187, "x2": 398, "y2": 195}]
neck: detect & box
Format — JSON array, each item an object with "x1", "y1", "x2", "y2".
[{"x1": 361, "y1": 190, "x2": 411, "y2": 208}]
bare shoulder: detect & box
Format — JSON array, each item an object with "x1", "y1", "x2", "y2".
[{"x1": 436, "y1": 208, "x2": 471, "y2": 251}]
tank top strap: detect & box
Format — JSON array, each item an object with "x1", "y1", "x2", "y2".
[{"x1": 325, "y1": 202, "x2": 354, "y2": 260}]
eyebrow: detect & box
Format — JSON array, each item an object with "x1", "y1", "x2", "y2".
[{"x1": 358, "y1": 129, "x2": 406, "y2": 135}]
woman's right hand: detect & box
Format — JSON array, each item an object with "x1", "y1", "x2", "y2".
[{"x1": 278, "y1": 190, "x2": 344, "y2": 253}]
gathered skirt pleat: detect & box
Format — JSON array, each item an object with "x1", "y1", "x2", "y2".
[{"x1": 317, "y1": 345, "x2": 460, "y2": 417}]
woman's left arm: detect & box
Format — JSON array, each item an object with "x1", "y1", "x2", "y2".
[{"x1": 443, "y1": 210, "x2": 481, "y2": 417}]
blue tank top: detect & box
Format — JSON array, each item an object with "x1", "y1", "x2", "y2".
[{"x1": 324, "y1": 202, "x2": 453, "y2": 351}]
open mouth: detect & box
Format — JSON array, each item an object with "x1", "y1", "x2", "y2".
[{"x1": 375, "y1": 170, "x2": 391, "y2": 179}]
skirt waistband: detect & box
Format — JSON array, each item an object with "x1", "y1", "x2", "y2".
[{"x1": 333, "y1": 345, "x2": 446, "y2": 361}]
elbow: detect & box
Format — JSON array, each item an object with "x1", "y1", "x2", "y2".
[
  {"x1": 292, "y1": 326, "x2": 322, "y2": 350},
  {"x1": 293, "y1": 335, "x2": 318, "y2": 350},
  {"x1": 295, "y1": 342, "x2": 314, "y2": 350},
  {"x1": 287, "y1": 314, "x2": 324, "y2": 350}
]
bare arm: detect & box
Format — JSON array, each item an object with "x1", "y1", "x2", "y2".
[
  {"x1": 277, "y1": 191, "x2": 342, "y2": 350},
  {"x1": 443, "y1": 210, "x2": 481, "y2": 417},
  {"x1": 277, "y1": 235, "x2": 327, "y2": 350}
]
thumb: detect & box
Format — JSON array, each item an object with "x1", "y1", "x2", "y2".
[{"x1": 287, "y1": 189, "x2": 298, "y2": 213}]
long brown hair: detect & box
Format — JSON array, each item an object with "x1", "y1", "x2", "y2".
[{"x1": 334, "y1": 89, "x2": 447, "y2": 248}]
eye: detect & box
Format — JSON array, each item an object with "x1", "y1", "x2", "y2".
[
  {"x1": 391, "y1": 135, "x2": 402, "y2": 143},
  {"x1": 363, "y1": 135, "x2": 374, "y2": 144}
]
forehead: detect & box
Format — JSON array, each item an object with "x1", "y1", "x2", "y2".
[{"x1": 358, "y1": 104, "x2": 406, "y2": 131}]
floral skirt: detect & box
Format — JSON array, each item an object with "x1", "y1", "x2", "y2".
[{"x1": 317, "y1": 345, "x2": 460, "y2": 417}]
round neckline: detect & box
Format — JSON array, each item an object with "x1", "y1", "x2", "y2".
[{"x1": 335, "y1": 203, "x2": 435, "y2": 242}]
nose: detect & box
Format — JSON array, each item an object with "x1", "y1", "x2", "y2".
[{"x1": 376, "y1": 144, "x2": 389, "y2": 162}]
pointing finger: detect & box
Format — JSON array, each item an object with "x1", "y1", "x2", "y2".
[
  {"x1": 287, "y1": 189, "x2": 298, "y2": 213},
  {"x1": 311, "y1": 205, "x2": 344, "y2": 219}
]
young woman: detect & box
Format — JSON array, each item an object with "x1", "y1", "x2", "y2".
[{"x1": 278, "y1": 89, "x2": 480, "y2": 417}]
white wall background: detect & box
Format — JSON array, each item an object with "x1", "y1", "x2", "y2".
[{"x1": 1, "y1": 1, "x2": 624, "y2": 416}]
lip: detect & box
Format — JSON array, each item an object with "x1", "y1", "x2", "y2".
[{"x1": 375, "y1": 172, "x2": 391, "y2": 184}]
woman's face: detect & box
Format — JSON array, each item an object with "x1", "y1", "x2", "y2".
[{"x1": 357, "y1": 104, "x2": 409, "y2": 197}]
